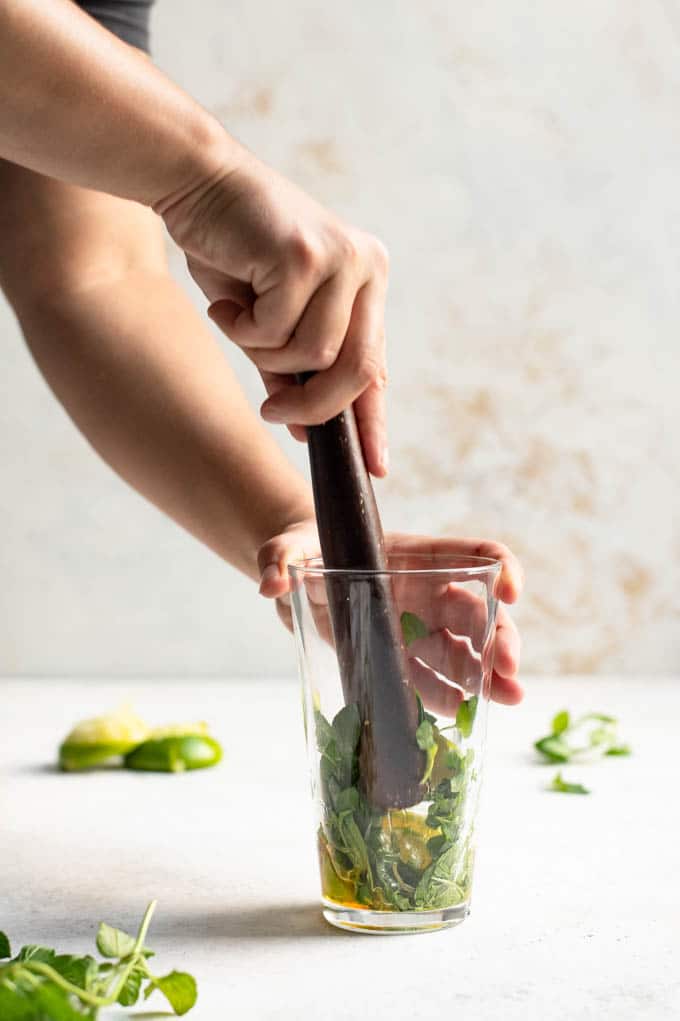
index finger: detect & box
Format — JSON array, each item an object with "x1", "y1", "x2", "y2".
[{"x1": 385, "y1": 534, "x2": 524, "y2": 604}]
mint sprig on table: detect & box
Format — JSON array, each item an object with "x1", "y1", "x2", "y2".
[
  {"x1": 535, "y1": 709, "x2": 631, "y2": 795},
  {"x1": 0, "y1": 901, "x2": 197, "y2": 1020},
  {"x1": 549, "y1": 772, "x2": 590, "y2": 795},
  {"x1": 535, "y1": 710, "x2": 631, "y2": 764}
]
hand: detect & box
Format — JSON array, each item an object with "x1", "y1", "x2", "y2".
[
  {"x1": 160, "y1": 151, "x2": 390, "y2": 477},
  {"x1": 257, "y1": 521, "x2": 523, "y2": 709}
]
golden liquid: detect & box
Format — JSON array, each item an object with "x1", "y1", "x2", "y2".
[{"x1": 319, "y1": 810, "x2": 438, "y2": 910}]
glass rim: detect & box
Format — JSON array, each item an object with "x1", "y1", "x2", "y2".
[{"x1": 288, "y1": 552, "x2": 502, "y2": 579}]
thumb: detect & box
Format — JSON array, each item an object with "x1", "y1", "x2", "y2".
[{"x1": 257, "y1": 520, "x2": 319, "y2": 599}]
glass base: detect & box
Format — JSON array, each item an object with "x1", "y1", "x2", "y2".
[{"x1": 322, "y1": 898, "x2": 470, "y2": 935}]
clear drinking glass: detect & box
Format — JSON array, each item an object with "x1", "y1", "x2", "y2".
[{"x1": 289, "y1": 550, "x2": 501, "y2": 934}]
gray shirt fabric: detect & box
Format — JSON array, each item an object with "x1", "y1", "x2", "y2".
[{"x1": 74, "y1": 0, "x2": 154, "y2": 53}]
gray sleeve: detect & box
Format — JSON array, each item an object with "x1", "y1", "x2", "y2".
[{"x1": 73, "y1": 1, "x2": 154, "y2": 54}]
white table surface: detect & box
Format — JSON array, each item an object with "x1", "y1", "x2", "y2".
[{"x1": 2, "y1": 677, "x2": 678, "y2": 1020}]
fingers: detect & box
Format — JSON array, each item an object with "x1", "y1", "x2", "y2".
[
  {"x1": 393, "y1": 579, "x2": 490, "y2": 650},
  {"x1": 406, "y1": 630, "x2": 482, "y2": 695},
  {"x1": 211, "y1": 258, "x2": 319, "y2": 352},
  {"x1": 353, "y1": 354, "x2": 387, "y2": 478},
  {"x1": 490, "y1": 605, "x2": 523, "y2": 704},
  {"x1": 257, "y1": 520, "x2": 319, "y2": 599},
  {"x1": 258, "y1": 369, "x2": 308, "y2": 443},
  {"x1": 407, "y1": 657, "x2": 464, "y2": 718},
  {"x1": 259, "y1": 279, "x2": 387, "y2": 429},
  {"x1": 276, "y1": 597, "x2": 294, "y2": 634},
  {"x1": 248, "y1": 272, "x2": 358, "y2": 375},
  {"x1": 386, "y1": 534, "x2": 524, "y2": 604},
  {"x1": 489, "y1": 671, "x2": 523, "y2": 705}
]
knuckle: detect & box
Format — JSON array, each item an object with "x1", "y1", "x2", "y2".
[
  {"x1": 337, "y1": 231, "x2": 361, "y2": 265},
  {"x1": 256, "y1": 540, "x2": 277, "y2": 573},
  {"x1": 287, "y1": 230, "x2": 320, "y2": 273},
  {"x1": 352, "y1": 349, "x2": 383, "y2": 389},
  {"x1": 371, "y1": 236, "x2": 390, "y2": 274},
  {"x1": 310, "y1": 341, "x2": 339, "y2": 371}
]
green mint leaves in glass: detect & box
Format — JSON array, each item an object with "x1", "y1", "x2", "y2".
[{"x1": 289, "y1": 550, "x2": 500, "y2": 934}]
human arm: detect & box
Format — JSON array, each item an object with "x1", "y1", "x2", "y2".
[{"x1": 0, "y1": 0, "x2": 389, "y2": 471}]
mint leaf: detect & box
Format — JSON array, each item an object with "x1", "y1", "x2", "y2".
[
  {"x1": 549, "y1": 771, "x2": 590, "y2": 795},
  {"x1": 415, "y1": 719, "x2": 438, "y2": 783},
  {"x1": 551, "y1": 710, "x2": 570, "y2": 735},
  {"x1": 415, "y1": 719, "x2": 435, "y2": 752},
  {"x1": 335, "y1": 786, "x2": 359, "y2": 814},
  {"x1": 456, "y1": 696, "x2": 478, "y2": 739},
  {"x1": 95, "y1": 921, "x2": 136, "y2": 958},
  {"x1": 328, "y1": 703, "x2": 361, "y2": 790},
  {"x1": 32, "y1": 984, "x2": 88, "y2": 1021},
  {"x1": 51, "y1": 954, "x2": 97, "y2": 990},
  {"x1": 0, "y1": 986, "x2": 33, "y2": 1021},
  {"x1": 535, "y1": 735, "x2": 571, "y2": 762},
  {"x1": 145, "y1": 970, "x2": 197, "y2": 1016},
  {"x1": 536, "y1": 710, "x2": 629, "y2": 762},
  {"x1": 0, "y1": 932, "x2": 10, "y2": 959},
  {"x1": 332, "y1": 704, "x2": 361, "y2": 756},
  {"x1": 117, "y1": 963, "x2": 145, "y2": 1006},
  {"x1": 401, "y1": 611, "x2": 428, "y2": 646},
  {"x1": 314, "y1": 711, "x2": 335, "y2": 755},
  {"x1": 414, "y1": 845, "x2": 466, "y2": 909},
  {"x1": 16, "y1": 945, "x2": 57, "y2": 965}
]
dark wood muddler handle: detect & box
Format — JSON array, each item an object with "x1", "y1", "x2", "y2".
[{"x1": 300, "y1": 385, "x2": 424, "y2": 809}]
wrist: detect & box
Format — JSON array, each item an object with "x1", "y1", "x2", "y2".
[{"x1": 151, "y1": 113, "x2": 245, "y2": 224}]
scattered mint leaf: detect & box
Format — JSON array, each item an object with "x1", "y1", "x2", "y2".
[
  {"x1": 550, "y1": 771, "x2": 590, "y2": 795},
  {"x1": 400, "y1": 611, "x2": 428, "y2": 646},
  {"x1": 534, "y1": 735, "x2": 571, "y2": 763},
  {"x1": 145, "y1": 971, "x2": 197, "y2": 1016},
  {"x1": 0, "y1": 933, "x2": 11, "y2": 959},
  {"x1": 456, "y1": 696, "x2": 478, "y2": 739},
  {"x1": 551, "y1": 710, "x2": 570, "y2": 735},
  {"x1": 95, "y1": 922, "x2": 136, "y2": 959},
  {"x1": 606, "y1": 744, "x2": 632, "y2": 756},
  {"x1": 535, "y1": 711, "x2": 629, "y2": 764}
]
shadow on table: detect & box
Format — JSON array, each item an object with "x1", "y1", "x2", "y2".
[
  {"x1": 149, "y1": 902, "x2": 349, "y2": 942},
  {"x1": 11, "y1": 762, "x2": 122, "y2": 775}
]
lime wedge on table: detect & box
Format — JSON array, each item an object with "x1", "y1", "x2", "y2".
[
  {"x1": 59, "y1": 705, "x2": 150, "y2": 771},
  {"x1": 124, "y1": 731, "x2": 222, "y2": 772}
]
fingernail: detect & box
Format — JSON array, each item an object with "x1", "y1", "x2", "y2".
[
  {"x1": 261, "y1": 404, "x2": 285, "y2": 424},
  {"x1": 259, "y1": 563, "x2": 282, "y2": 593},
  {"x1": 381, "y1": 447, "x2": 389, "y2": 474}
]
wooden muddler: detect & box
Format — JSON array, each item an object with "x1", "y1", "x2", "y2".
[{"x1": 302, "y1": 392, "x2": 424, "y2": 809}]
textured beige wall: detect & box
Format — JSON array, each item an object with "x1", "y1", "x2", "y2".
[{"x1": 1, "y1": 1, "x2": 678, "y2": 675}]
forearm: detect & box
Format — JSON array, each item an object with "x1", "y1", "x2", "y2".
[
  {"x1": 0, "y1": 0, "x2": 231, "y2": 205},
  {"x1": 13, "y1": 270, "x2": 314, "y2": 579}
]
